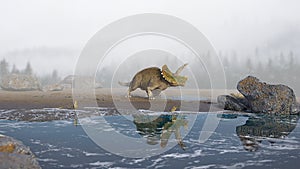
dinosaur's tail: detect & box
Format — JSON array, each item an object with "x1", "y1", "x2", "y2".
[{"x1": 118, "y1": 81, "x2": 130, "y2": 86}]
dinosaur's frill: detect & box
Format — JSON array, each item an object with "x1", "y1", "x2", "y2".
[{"x1": 161, "y1": 65, "x2": 187, "y2": 86}]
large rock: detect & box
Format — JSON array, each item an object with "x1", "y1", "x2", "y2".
[
  {"x1": 238, "y1": 76, "x2": 299, "y2": 114},
  {"x1": 218, "y1": 76, "x2": 300, "y2": 114},
  {"x1": 0, "y1": 74, "x2": 41, "y2": 91},
  {"x1": 0, "y1": 134, "x2": 41, "y2": 169}
]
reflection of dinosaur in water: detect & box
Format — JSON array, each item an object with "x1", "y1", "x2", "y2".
[
  {"x1": 119, "y1": 64, "x2": 188, "y2": 99},
  {"x1": 236, "y1": 114, "x2": 299, "y2": 151},
  {"x1": 133, "y1": 114, "x2": 188, "y2": 150}
]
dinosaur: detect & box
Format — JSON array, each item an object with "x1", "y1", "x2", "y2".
[{"x1": 119, "y1": 64, "x2": 188, "y2": 99}]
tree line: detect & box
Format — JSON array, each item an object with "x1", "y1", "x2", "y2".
[
  {"x1": 0, "y1": 59, "x2": 33, "y2": 77},
  {"x1": 221, "y1": 51, "x2": 300, "y2": 95},
  {"x1": 0, "y1": 59, "x2": 60, "y2": 86}
]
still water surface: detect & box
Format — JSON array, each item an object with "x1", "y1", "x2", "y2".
[{"x1": 0, "y1": 110, "x2": 299, "y2": 169}]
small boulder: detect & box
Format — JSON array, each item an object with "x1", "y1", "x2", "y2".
[
  {"x1": 217, "y1": 95, "x2": 248, "y2": 111},
  {"x1": 0, "y1": 134, "x2": 41, "y2": 169}
]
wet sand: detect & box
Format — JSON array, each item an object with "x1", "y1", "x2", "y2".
[{"x1": 0, "y1": 88, "x2": 237, "y2": 112}]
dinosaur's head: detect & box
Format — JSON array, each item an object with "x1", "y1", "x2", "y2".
[{"x1": 161, "y1": 64, "x2": 188, "y2": 86}]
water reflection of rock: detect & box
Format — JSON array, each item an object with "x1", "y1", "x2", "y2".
[
  {"x1": 133, "y1": 114, "x2": 188, "y2": 150},
  {"x1": 236, "y1": 114, "x2": 300, "y2": 151}
]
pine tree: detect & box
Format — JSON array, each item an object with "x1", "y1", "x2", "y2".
[
  {"x1": 256, "y1": 61, "x2": 263, "y2": 76},
  {"x1": 279, "y1": 52, "x2": 285, "y2": 68},
  {"x1": 11, "y1": 64, "x2": 20, "y2": 74},
  {"x1": 24, "y1": 61, "x2": 33, "y2": 75},
  {"x1": 246, "y1": 58, "x2": 253, "y2": 74},
  {"x1": 255, "y1": 47, "x2": 259, "y2": 57},
  {"x1": 0, "y1": 59, "x2": 9, "y2": 78},
  {"x1": 267, "y1": 58, "x2": 275, "y2": 81},
  {"x1": 288, "y1": 51, "x2": 295, "y2": 69},
  {"x1": 51, "y1": 69, "x2": 59, "y2": 83}
]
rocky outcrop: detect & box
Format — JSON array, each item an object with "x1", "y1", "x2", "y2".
[
  {"x1": 0, "y1": 134, "x2": 41, "y2": 169},
  {"x1": 218, "y1": 76, "x2": 300, "y2": 114},
  {"x1": 42, "y1": 83, "x2": 64, "y2": 92},
  {"x1": 60, "y1": 75, "x2": 102, "y2": 89},
  {"x1": 0, "y1": 74, "x2": 41, "y2": 91}
]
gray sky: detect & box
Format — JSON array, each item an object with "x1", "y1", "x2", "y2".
[{"x1": 0, "y1": 0, "x2": 299, "y2": 76}]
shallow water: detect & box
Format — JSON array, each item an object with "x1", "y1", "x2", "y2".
[{"x1": 0, "y1": 110, "x2": 300, "y2": 169}]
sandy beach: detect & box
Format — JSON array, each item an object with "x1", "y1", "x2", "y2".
[{"x1": 0, "y1": 88, "x2": 238, "y2": 112}]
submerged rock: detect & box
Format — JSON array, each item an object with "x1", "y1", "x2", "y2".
[
  {"x1": 0, "y1": 74, "x2": 41, "y2": 91},
  {"x1": 0, "y1": 108, "x2": 76, "y2": 122},
  {"x1": 0, "y1": 107, "x2": 120, "y2": 122},
  {"x1": 0, "y1": 134, "x2": 41, "y2": 169},
  {"x1": 218, "y1": 76, "x2": 300, "y2": 114}
]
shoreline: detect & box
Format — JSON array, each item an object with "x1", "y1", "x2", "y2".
[
  {"x1": 1, "y1": 88, "x2": 299, "y2": 111},
  {"x1": 0, "y1": 88, "x2": 235, "y2": 111},
  {"x1": 1, "y1": 88, "x2": 299, "y2": 122}
]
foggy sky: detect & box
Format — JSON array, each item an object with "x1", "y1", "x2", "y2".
[{"x1": 0, "y1": 0, "x2": 299, "y2": 76}]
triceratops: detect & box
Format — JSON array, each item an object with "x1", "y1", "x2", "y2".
[{"x1": 119, "y1": 64, "x2": 188, "y2": 99}]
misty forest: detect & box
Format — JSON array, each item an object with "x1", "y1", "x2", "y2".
[
  {"x1": 0, "y1": 59, "x2": 61, "y2": 86},
  {"x1": 0, "y1": 49, "x2": 298, "y2": 95}
]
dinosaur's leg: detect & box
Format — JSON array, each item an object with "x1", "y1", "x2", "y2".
[
  {"x1": 146, "y1": 87, "x2": 154, "y2": 100},
  {"x1": 127, "y1": 77, "x2": 140, "y2": 98},
  {"x1": 146, "y1": 79, "x2": 161, "y2": 100},
  {"x1": 126, "y1": 89, "x2": 132, "y2": 98},
  {"x1": 127, "y1": 86, "x2": 138, "y2": 98}
]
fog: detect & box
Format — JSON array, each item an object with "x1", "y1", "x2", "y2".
[{"x1": 0, "y1": 0, "x2": 299, "y2": 94}]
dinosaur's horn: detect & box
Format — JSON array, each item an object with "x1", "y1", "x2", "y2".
[{"x1": 175, "y1": 63, "x2": 188, "y2": 75}]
